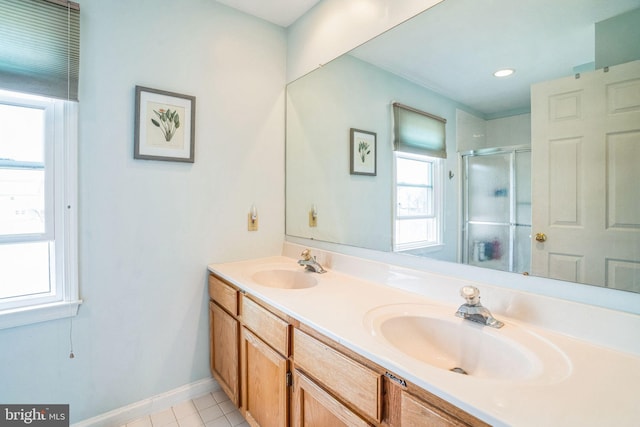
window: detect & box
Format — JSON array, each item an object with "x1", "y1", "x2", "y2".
[
  {"x1": 392, "y1": 102, "x2": 446, "y2": 252},
  {"x1": 0, "y1": 90, "x2": 79, "y2": 329},
  {"x1": 0, "y1": 0, "x2": 80, "y2": 328},
  {"x1": 394, "y1": 152, "x2": 443, "y2": 251}
]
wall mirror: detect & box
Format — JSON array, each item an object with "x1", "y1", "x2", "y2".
[{"x1": 286, "y1": 0, "x2": 640, "y2": 293}]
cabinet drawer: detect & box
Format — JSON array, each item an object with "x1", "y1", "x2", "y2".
[
  {"x1": 208, "y1": 274, "x2": 238, "y2": 315},
  {"x1": 293, "y1": 329, "x2": 382, "y2": 422},
  {"x1": 242, "y1": 296, "x2": 290, "y2": 356}
]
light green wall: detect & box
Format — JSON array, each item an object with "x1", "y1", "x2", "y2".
[
  {"x1": 596, "y1": 7, "x2": 640, "y2": 68},
  {"x1": 286, "y1": 54, "x2": 478, "y2": 261},
  {"x1": 0, "y1": 0, "x2": 286, "y2": 422}
]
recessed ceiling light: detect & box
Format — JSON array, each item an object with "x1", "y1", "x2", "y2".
[{"x1": 493, "y1": 68, "x2": 515, "y2": 77}]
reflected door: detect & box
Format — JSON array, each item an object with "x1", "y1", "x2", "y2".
[{"x1": 531, "y1": 60, "x2": 640, "y2": 291}]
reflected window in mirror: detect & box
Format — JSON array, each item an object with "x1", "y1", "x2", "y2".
[
  {"x1": 392, "y1": 103, "x2": 447, "y2": 253},
  {"x1": 394, "y1": 152, "x2": 443, "y2": 252}
]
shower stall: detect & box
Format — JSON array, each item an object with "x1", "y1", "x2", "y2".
[{"x1": 461, "y1": 147, "x2": 531, "y2": 274}]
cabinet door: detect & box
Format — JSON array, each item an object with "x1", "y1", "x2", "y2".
[
  {"x1": 241, "y1": 327, "x2": 288, "y2": 427},
  {"x1": 292, "y1": 370, "x2": 370, "y2": 427},
  {"x1": 400, "y1": 391, "x2": 469, "y2": 427},
  {"x1": 210, "y1": 301, "x2": 240, "y2": 406},
  {"x1": 293, "y1": 329, "x2": 382, "y2": 422}
]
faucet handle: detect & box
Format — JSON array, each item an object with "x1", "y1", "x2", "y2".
[
  {"x1": 460, "y1": 286, "x2": 481, "y2": 305},
  {"x1": 300, "y1": 249, "x2": 312, "y2": 261}
]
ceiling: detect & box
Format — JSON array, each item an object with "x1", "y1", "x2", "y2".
[
  {"x1": 215, "y1": 0, "x2": 321, "y2": 27},
  {"x1": 351, "y1": 0, "x2": 640, "y2": 117},
  {"x1": 219, "y1": 0, "x2": 640, "y2": 117}
]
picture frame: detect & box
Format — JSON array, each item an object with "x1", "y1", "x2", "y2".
[
  {"x1": 134, "y1": 86, "x2": 196, "y2": 163},
  {"x1": 350, "y1": 128, "x2": 377, "y2": 176}
]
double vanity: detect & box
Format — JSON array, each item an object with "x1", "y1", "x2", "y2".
[{"x1": 207, "y1": 243, "x2": 640, "y2": 426}]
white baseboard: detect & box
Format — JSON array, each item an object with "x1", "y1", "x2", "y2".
[{"x1": 72, "y1": 377, "x2": 221, "y2": 427}]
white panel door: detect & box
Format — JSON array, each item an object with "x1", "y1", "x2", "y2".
[{"x1": 531, "y1": 60, "x2": 640, "y2": 291}]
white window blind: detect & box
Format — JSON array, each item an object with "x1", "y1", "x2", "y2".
[
  {"x1": 0, "y1": 0, "x2": 80, "y2": 100},
  {"x1": 392, "y1": 102, "x2": 447, "y2": 158}
]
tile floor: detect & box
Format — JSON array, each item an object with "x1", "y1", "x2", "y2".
[{"x1": 123, "y1": 390, "x2": 249, "y2": 427}]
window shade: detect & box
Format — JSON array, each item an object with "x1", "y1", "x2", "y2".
[
  {"x1": 393, "y1": 102, "x2": 447, "y2": 158},
  {"x1": 0, "y1": 0, "x2": 80, "y2": 100}
]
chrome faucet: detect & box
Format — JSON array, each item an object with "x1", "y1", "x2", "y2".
[
  {"x1": 297, "y1": 249, "x2": 326, "y2": 274},
  {"x1": 455, "y1": 286, "x2": 504, "y2": 328}
]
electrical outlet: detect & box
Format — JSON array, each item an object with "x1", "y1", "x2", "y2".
[
  {"x1": 308, "y1": 211, "x2": 317, "y2": 227},
  {"x1": 248, "y1": 213, "x2": 258, "y2": 231}
]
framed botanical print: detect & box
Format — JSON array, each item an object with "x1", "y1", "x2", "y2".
[
  {"x1": 134, "y1": 86, "x2": 196, "y2": 162},
  {"x1": 350, "y1": 128, "x2": 376, "y2": 176}
]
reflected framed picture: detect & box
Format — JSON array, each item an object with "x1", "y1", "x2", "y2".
[
  {"x1": 134, "y1": 86, "x2": 196, "y2": 162},
  {"x1": 350, "y1": 128, "x2": 376, "y2": 176}
]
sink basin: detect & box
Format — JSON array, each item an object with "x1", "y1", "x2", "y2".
[
  {"x1": 364, "y1": 303, "x2": 570, "y2": 383},
  {"x1": 251, "y1": 269, "x2": 318, "y2": 289}
]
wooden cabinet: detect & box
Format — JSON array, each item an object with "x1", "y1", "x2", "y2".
[
  {"x1": 209, "y1": 300, "x2": 240, "y2": 406},
  {"x1": 242, "y1": 296, "x2": 290, "y2": 356},
  {"x1": 241, "y1": 327, "x2": 289, "y2": 427},
  {"x1": 208, "y1": 273, "x2": 488, "y2": 427},
  {"x1": 291, "y1": 370, "x2": 370, "y2": 427},
  {"x1": 209, "y1": 274, "x2": 291, "y2": 426},
  {"x1": 209, "y1": 274, "x2": 238, "y2": 314},
  {"x1": 293, "y1": 329, "x2": 382, "y2": 423},
  {"x1": 384, "y1": 377, "x2": 490, "y2": 427},
  {"x1": 241, "y1": 297, "x2": 291, "y2": 427},
  {"x1": 399, "y1": 391, "x2": 471, "y2": 427}
]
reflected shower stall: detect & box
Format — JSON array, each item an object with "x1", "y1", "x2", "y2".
[{"x1": 461, "y1": 148, "x2": 531, "y2": 273}]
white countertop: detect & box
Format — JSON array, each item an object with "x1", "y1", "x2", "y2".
[{"x1": 208, "y1": 252, "x2": 640, "y2": 426}]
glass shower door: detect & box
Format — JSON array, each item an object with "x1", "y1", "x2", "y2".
[
  {"x1": 464, "y1": 152, "x2": 512, "y2": 271},
  {"x1": 462, "y1": 148, "x2": 531, "y2": 273}
]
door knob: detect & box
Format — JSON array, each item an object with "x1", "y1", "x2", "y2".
[{"x1": 535, "y1": 233, "x2": 547, "y2": 242}]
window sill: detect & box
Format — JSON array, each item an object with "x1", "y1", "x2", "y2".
[
  {"x1": 0, "y1": 300, "x2": 82, "y2": 330},
  {"x1": 395, "y1": 243, "x2": 444, "y2": 253}
]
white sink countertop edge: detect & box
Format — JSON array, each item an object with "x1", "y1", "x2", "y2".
[{"x1": 208, "y1": 253, "x2": 640, "y2": 427}]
